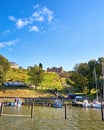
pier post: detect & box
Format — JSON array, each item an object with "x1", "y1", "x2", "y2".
[
  {"x1": 101, "y1": 102, "x2": 104, "y2": 121},
  {"x1": 65, "y1": 103, "x2": 67, "y2": 119},
  {"x1": 31, "y1": 102, "x2": 34, "y2": 118},
  {"x1": 0, "y1": 103, "x2": 3, "y2": 115}
]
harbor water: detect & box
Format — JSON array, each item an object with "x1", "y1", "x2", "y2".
[{"x1": 0, "y1": 106, "x2": 104, "y2": 130}]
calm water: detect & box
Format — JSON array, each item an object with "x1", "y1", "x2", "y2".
[{"x1": 0, "y1": 106, "x2": 104, "y2": 130}]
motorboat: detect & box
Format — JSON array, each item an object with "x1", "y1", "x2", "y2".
[
  {"x1": 92, "y1": 100, "x2": 101, "y2": 108},
  {"x1": 53, "y1": 99, "x2": 63, "y2": 108},
  {"x1": 82, "y1": 99, "x2": 92, "y2": 108},
  {"x1": 9, "y1": 98, "x2": 22, "y2": 107}
]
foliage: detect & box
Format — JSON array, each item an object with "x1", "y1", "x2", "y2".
[
  {"x1": 0, "y1": 54, "x2": 10, "y2": 74},
  {"x1": 0, "y1": 54, "x2": 10, "y2": 84},
  {"x1": 28, "y1": 65, "x2": 44, "y2": 90},
  {"x1": 0, "y1": 66, "x2": 4, "y2": 84},
  {"x1": 69, "y1": 71, "x2": 88, "y2": 92},
  {"x1": 68, "y1": 57, "x2": 104, "y2": 96},
  {"x1": 39, "y1": 63, "x2": 43, "y2": 69}
]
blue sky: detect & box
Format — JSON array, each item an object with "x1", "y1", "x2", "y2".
[{"x1": 0, "y1": 0, "x2": 104, "y2": 71}]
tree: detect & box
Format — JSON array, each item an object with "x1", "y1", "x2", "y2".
[
  {"x1": 69, "y1": 71, "x2": 88, "y2": 92},
  {"x1": 0, "y1": 54, "x2": 10, "y2": 74},
  {"x1": 77, "y1": 63, "x2": 89, "y2": 77},
  {"x1": 39, "y1": 63, "x2": 43, "y2": 69},
  {"x1": 0, "y1": 66, "x2": 4, "y2": 84},
  {"x1": 28, "y1": 65, "x2": 44, "y2": 90}
]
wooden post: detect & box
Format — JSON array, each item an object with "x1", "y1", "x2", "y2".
[
  {"x1": 65, "y1": 103, "x2": 67, "y2": 119},
  {"x1": 48, "y1": 103, "x2": 51, "y2": 107},
  {"x1": 0, "y1": 103, "x2": 3, "y2": 116},
  {"x1": 101, "y1": 102, "x2": 104, "y2": 121},
  {"x1": 31, "y1": 102, "x2": 34, "y2": 118}
]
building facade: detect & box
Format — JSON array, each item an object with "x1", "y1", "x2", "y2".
[{"x1": 47, "y1": 67, "x2": 63, "y2": 75}]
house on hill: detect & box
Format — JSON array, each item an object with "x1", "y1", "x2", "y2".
[{"x1": 10, "y1": 62, "x2": 18, "y2": 68}]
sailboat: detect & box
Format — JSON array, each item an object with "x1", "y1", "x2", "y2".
[{"x1": 92, "y1": 66, "x2": 101, "y2": 108}]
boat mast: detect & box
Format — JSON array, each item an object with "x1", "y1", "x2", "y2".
[
  {"x1": 102, "y1": 61, "x2": 104, "y2": 101},
  {"x1": 94, "y1": 66, "x2": 98, "y2": 101}
]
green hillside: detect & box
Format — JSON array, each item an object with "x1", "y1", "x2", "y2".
[
  {"x1": 41, "y1": 72, "x2": 62, "y2": 90},
  {"x1": 0, "y1": 68, "x2": 66, "y2": 97},
  {"x1": 5, "y1": 68, "x2": 64, "y2": 90}
]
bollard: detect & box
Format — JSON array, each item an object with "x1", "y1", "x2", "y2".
[
  {"x1": 101, "y1": 102, "x2": 104, "y2": 121},
  {"x1": 48, "y1": 103, "x2": 51, "y2": 107},
  {"x1": 31, "y1": 102, "x2": 34, "y2": 118},
  {"x1": 65, "y1": 103, "x2": 67, "y2": 119},
  {"x1": 0, "y1": 103, "x2": 3, "y2": 116}
]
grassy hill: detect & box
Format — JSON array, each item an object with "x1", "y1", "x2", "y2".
[
  {"x1": 5, "y1": 68, "x2": 63, "y2": 89},
  {"x1": 0, "y1": 68, "x2": 67, "y2": 97}
]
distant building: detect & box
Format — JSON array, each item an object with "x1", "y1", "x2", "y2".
[
  {"x1": 47, "y1": 67, "x2": 63, "y2": 75},
  {"x1": 10, "y1": 62, "x2": 18, "y2": 68},
  {"x1": 27, "y1": 66, "x2": 33, "y2": 70}
]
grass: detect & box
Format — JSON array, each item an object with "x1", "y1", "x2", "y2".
[{"x1": 0, "y1": 86, "x2": 54, "y2": 98}]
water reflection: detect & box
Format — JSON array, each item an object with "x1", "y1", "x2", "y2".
[{"x1": 0, "y1": 106, "x2": 104, "y2": 130}]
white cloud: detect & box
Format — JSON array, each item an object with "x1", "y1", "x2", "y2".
[
  {"x1": 33, "y1": 4, "x2": 39, "y2": 9},
  {"x1": 16, "y1": 18, "x2": 29, "y2": 29},
  {"x1": 32, "y1": 11, "x2": 41, "y2": 17},
  {"x1": 8, "y1": 16, "x2": 16, "y2": 21},
  {"x1": 29, "y1": 26, "x2": 40, "y2": 32},
  {"x1": 0, "y1": 39, "x2": 18, "y2": 49},
  {"x1": 8, "y1": 5, "x2": 54, "y2": 31},
  {"x1": 42, "y1": 7, "x2": 54, "y2": 23},
  {"x1": 35, "y1": 16, "x2": 44, "y2": 22},
  {"x1": 32, "y1": 7, "x2": 54, "y2": 23}
]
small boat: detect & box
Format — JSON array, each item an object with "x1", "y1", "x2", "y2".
[
  {"x1": 92, "y1": 100, "x2": 101, "y2": 108},
  {"x1": 71, "y1": 100, "x2": 83, "y2": 107},
  {"x1": 82, "y1": 99, "x2": 92, "y2": 108},
  {"x1": 53, "y1": 99, "x2": 63, "y2": 108},
  {"x1": 9, "y1": 98, "x2": 22, "y2": 107}
]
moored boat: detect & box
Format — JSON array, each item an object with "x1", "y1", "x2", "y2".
[
  {"x1": 9, "y1": 98, "x2": 22, "y2": 107},
  {"x1": 82, "y1": 99, "x2": 92, "y2": 108},
  {"x1": 53, "y1": 99, "x2": 63, "y2": 108},
  {"x1": 92, "y1": 100, "x2": 101, "y2": 108}
]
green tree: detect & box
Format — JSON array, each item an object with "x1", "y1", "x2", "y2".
[
  {"x1": 70, "y1": 71, "x2": 88, "y2": 92},
  {"x1": 28, "y1": 65, "x2": 44, "y2": 90},
  {"x1": 0, "y1": 54, "x2": 10, "y2": 75},
  {"x1": 39, "y1": 63, "x2": 43, "y2": 69},
  {"x1": 0, "y1": 66, "x2": 4, "y2": 84},
  {"x1": 77, "y1": 63, "x2": 89, "y2": 77}
]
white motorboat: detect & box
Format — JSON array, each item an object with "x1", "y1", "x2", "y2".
[
  {"x1": 92, "y1": 101, "x2": 101, "y2": 108},
  {"x1": 82, "y1": 99, "x2": 92, "y2": 108}
]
